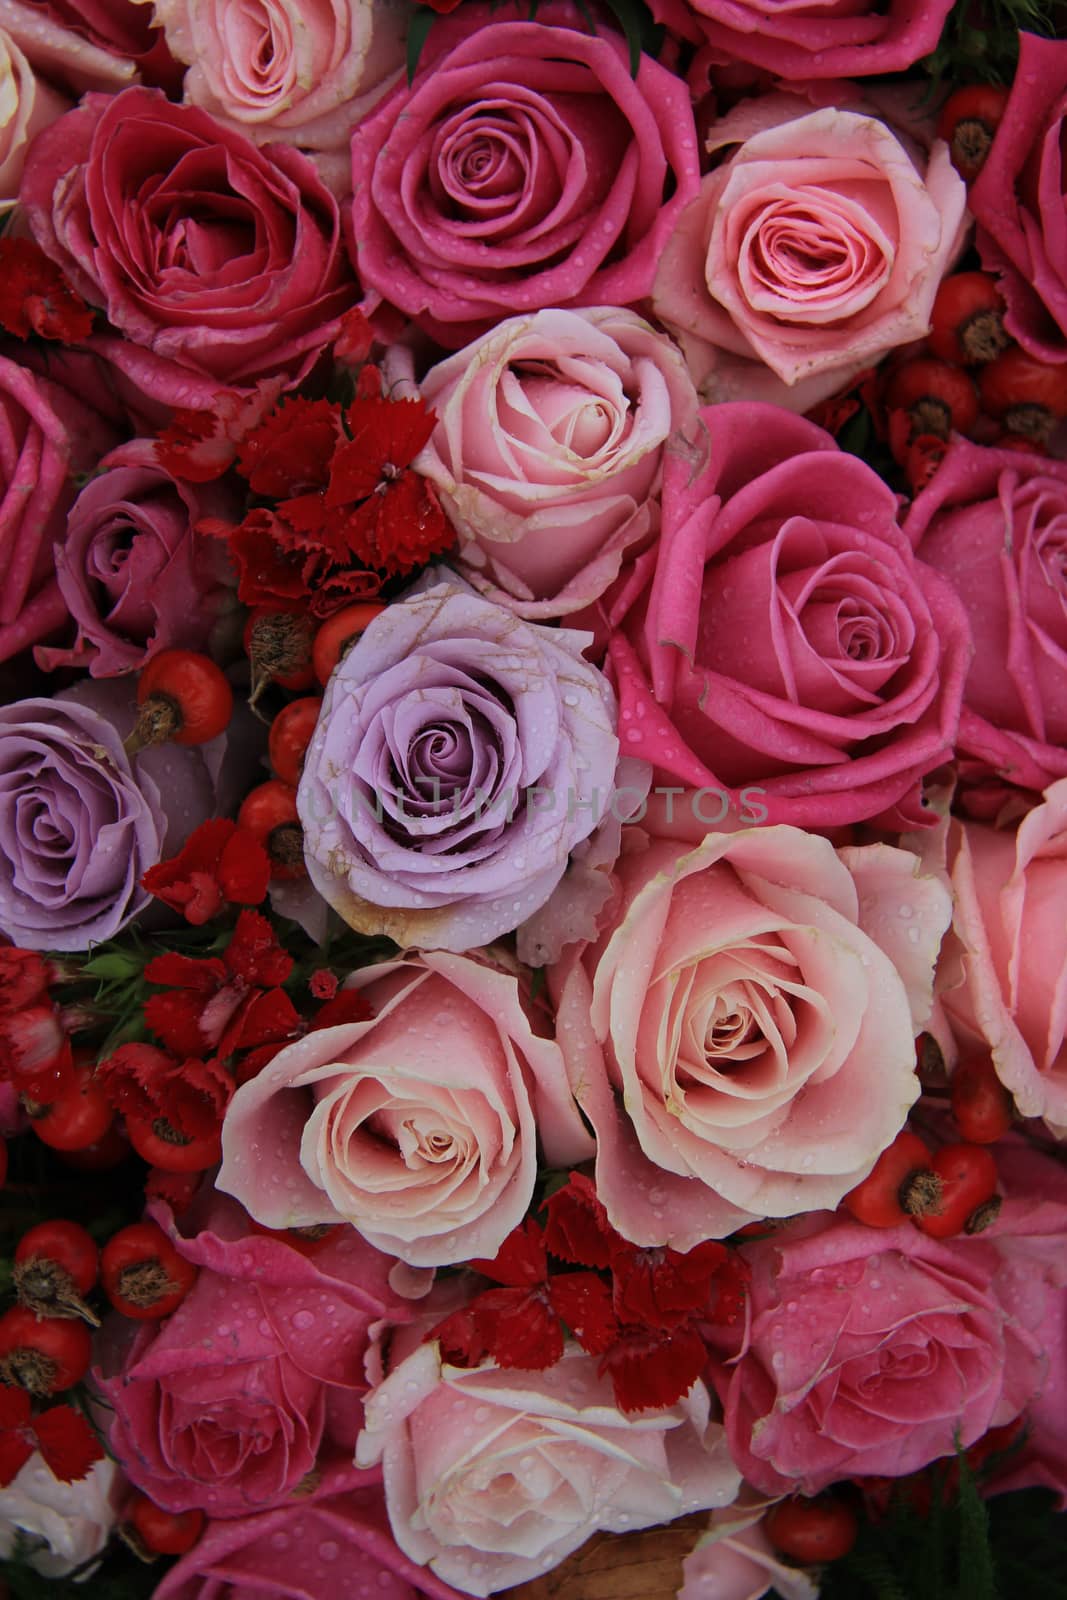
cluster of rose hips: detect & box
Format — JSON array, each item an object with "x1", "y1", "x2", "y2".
[{"x1": 843, "y1": 1052, "x2": 1012, "y2": 1235}]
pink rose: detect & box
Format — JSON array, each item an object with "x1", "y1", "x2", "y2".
[
  {"x1": 905, "y1": 438, "x2": 1067, "y2": 805},
  {"x1": 0, "y1": 0, "x2": 142, "y2": 93},
  {"x1": 971, "y1": 33, "x2": 1067, "y2": 363},
  {"x1": 716, "y1": 1208, "x2": 1047, "y2": 1496},
  {"x1": 0, "y1": 352, "x2": 119, "y2": 666},
  {"x1": 0, "y1": 23, "x2": 67, "y2": 206},
  {"x1": 652, "y1": 98, "x2": 967, "y2": 412},
  {"x1": 942, "y1": 778, "x2": 1067, "y2": 1136},
  {"x1": 678, "y1": 1499, "x2": 818, "y2": 1600},
  {"x1": 416, "y1": 308, "x2": 699, "y2": 619},
  {"x1": 356, "y1": 1337, "x2": 741, "y2": 1596},
  {"x1": 145, "y1": 0, "x2": 407, "y2": 175},
  {"x1": 96, "y1": 1196, "x2": 405, "y2": 1517},
  {"x1": 650, "y1": 0, "x2": 952, "y2": 80},
  {"x1": 20, "y1": 86, "x2": 356, "y2": 393},
  {"x1": 152, "y1": 1461, "x2": 464, "y2": 1600},
  {"x1": 549, "y1": 824, "x2": 949, "y2": 1245},
  {"x1": 601, "y1": 403, "x2": 973, "y2": 829},
  {"x1": 219, "y1": 953, "x2": 593, "y2": 1267},
  {"x1": 37, "y1": 438, "x2": 236, "y2": 678},
  {"x1": 348, "y1": 2, "x2": 701, "y2": 346}
]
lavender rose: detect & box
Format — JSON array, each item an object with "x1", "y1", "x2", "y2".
[
  {"x1": 297, "y1": 582, "x2": 619, "y2": 951},
  {"x1": 0, "y1": 679, "x2": 245, "y2": 951},
  {"x1": 38, "y1": 438, "x2": 236, "y2": 678}
]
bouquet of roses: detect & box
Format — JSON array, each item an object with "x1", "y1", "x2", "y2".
[{"x1": 0, "y1": 0, "x2": 1064, "y2": 1594}]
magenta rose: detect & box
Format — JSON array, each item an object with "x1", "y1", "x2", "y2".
[
  {"x1": 941, "y1": 778, "x2": 1067, "y2": 1137},
  {"x1": 715, "y1": 1208, "x2": 1047, "y2": 1496},
  {"x1": 652, "y1": 97, "x2": 967, "y2": 412},
  {"x1": 348, "y1": 1, "x2": 701, "y2": 346},
  {"x1": 601, "y1": 403, "x2": 972, "y2": 829},
  {"x1": 970, "y1": 33, "x2": 1067, "y2": 363},
  {"x1": 905, "y1": 437, "x2": 1067, "y2": 804},
  {"x1": 650, "y1": 0, "x2": 952, "y2": 80},
  {"x1": 96, "y1": 1195, "x2": 406, "y2": 1517},
  {"x1": 416, "y1": 308, "x2": 699, "y2": 619},
  {"x1": 550, "y1": 824, "x2": 947, "y2": 1245},
  {"x1": 151, "y1": 1462, "x2": 464, "y2": 1600},
  {"x1": 219, "y1": 953, "x2": 593, "y2": 1267},
  {"x1": 36, "y1": 438, "x2": 236, "y2": 678},
  {"x1": 0, "y1": 352, "x2": 119, "y2": 666},
  {"x1": 20, "y1": 86, "x2": 356, "y2": 393}
]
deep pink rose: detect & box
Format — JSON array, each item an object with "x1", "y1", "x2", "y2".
[
  {"x1": 20, "y1": 86, "x2": 356, "y2": 393},
  {"x1": 971, "y1": 33, "x2": 1067, "y2": 363},
  {"x1": 652, "y1": 97, "x2": 967, "y2": 412},
  {"x1": 0, "y1": 352, "x2": 119, "y2": 666},
  {"x1": 599, "y1": 403, "x2": 973, "y2": 829},
  {"x1": 96, "y1": 1196, "x2": 407, "y2": 1517},
  {"x1": 348, "y1": 2, "x2": 701, "y2": 346},
  {"x1": 152, "y1": 1462, "x2": 464, "y2": 1600},
  {"x1": 649, "y1": 0, "x2": 952, "y2": 80},
  {"x1": 37, "y1": 438, "x2": 236, "y2": 678},
  {"x1": 416, "y1": 308, "x2": 699, "y2": 619},
  {"x1": 942, "y1": 778, "x2": 1067, "y2": 1137},
  {"x1": 905, "y1": 437, "x2": 1067, "y2": 805},
  {"x1": 549, "y1": 825, "x2": 948, "y2": 1245},
  {"x1": 219, "y1": 954, "x2": 593, "y2": 1267},
  {"x1": 716, "y1": 1208, "x2": 1047, "y2": 1496}
]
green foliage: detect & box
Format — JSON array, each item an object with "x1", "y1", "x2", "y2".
[
  {"x1": 2, "y1": 1538, "x2": 166, "y2": 1600},
  {"x1": 405, "y1": 0, "x2": 663, "y2": 84},
  {"x1": 921, "y1": 0, "x2": 1064, "y2": 87}
]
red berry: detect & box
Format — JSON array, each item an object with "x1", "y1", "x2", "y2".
[
  {"x1": 101, "y1": 1222, "x2": 199, "y2": 1321},
  {"x1": 928, "y1": 272, "x2": 1009, "y2": 366},
  {"x1": 126, "y1": 1493, "x2": 205, "y2": 1557},
  {"x1": 129, "y1": 650, "x2": 233, "y2": 754},
  {"x1": 950, "y1": 1055, "x2": 1014, "y2": 1144},
  {"x1": 14, "y1": 1221, "x2": 99, "y2": 1323},
  {"x1": 53, "y1": 1121, "x2": 131, "y2": 1172},
  {"x1": 312, "y1": 602, "x2": 386, "y2": 687},
  {"x1": 765, "y1": 1494, "x2": 858, "y2": 1563},
  {"x1": 843, "y1": 1129, "x2": 936, "y2": 1228},
  {"x1": 268, "y1": 695, "x2": 322, "y2": 787},
  {"x1": 247, "y1": 1218, "x2": 343, "y2": 1257},
  {"x1": 904, "y1": 432, "x2": 949, "y2": 494},
  {"x1": 124, "y1": 1110, "x2": 222, "y2": 1173},
  {"x1": 27, "y1": 1060, "x2": 114, "y2": 1151},
  {"x1": 979, "y1": 346, "x2": 1067, "y2": 444},
  {"x1": 238, "y1": 780, "x2": 305, "y2": 880},
  {"x1": 914, "y1": 1143, "x2": 1000, "y2": 1239},
  {"x1": 937, "y1": 84, "x2": 1010, "y2": 181},
  {"x1": 0, "y1": 1305, "x2": 93, "y2": 1394},
  {"x1": 244, "y1": 605, "x2": 316, "y2": 708},
  {"x1": 885, "y1": 359, "x2": 979, "y2": 451}
]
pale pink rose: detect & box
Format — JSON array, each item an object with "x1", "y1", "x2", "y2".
[
  {"x1": 417, "y1": 308, "x2": 699, "y2": 619},
  {"x1": 550, "y1": 826, "x2": 949, "y2": 1245},
  {"x1": 0, "y1": 0, "x2": 138, "y2": 93},
  {"x1": 715, "y1": 1208, "x2": 1048, "y2": 1496},
  {"x1": 0, "y1": 24, "x2": 67, "y2": 207},
  {"x1": 942, "y1": 778, "x2": 1067, "y2": 1136},
  {"x1": 356, "y1": 1337, "x2": 741, "y2": 1597},
  {"x1": 141, "y1": 0, "x2": 408, "y2": 176},
  {"x1": 219, "y1": 953, "x2": 593, "y2": 1268},
  {"x1": 652, "y1": 97, "x2": 967, "y2": 411},
  {"x1": 678, "y1": 1499, "x2": 818, "y2": 1600}
]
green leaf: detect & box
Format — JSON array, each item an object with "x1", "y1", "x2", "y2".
[
  {"x1": 80, "y1": 952, "x2": 144, "y2": 981},
  {"x1": 406, "y1": 7, "x2": 436, "y2": 84},
  {"x1": 956, "y1": 1448, "x2": 997, "y2": 1600},
  {"x1": 600, "y1": 0, "x2": 643, "y2": 74}
]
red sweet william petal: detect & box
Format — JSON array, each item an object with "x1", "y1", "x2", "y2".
[
  {"x1": 544, "y1": 1173, "x2": 616, "y2": 1269},
  {"x1": 601, "y1": 1324, "x2": 710, "y2": 1414},
  {"x1": 548, "y1": 1272, "x2": 617, "y2": 1356},
  {"x1": 224, "y1": 911, "x2": 293, "y2": 988},
  {"x1": 155, "y1": 382, "x2": 285, "y2": 483},
  {"x1": 469, "y1": 1217, "x2": 547, "y2": 1288},
  {"x1": 145, "y1": 952, "x2": 227, "y2": 993},
  {"x1": 32, "y1": 1406, "x2": 104, "y2": 1483},
  {"x1": 217, "y1": 510, "x2": 314, "y2": 607},
  {"x1": 475, "y1": 1288, "x2": 563, "y2": 1371},
  {"x1": 217, "y1": 829, "x2": 271, "y2": 907},
  {"x1": 0, "y1": 238, "x2": 93, "y2": 342},
  {"x1": 429, "y1": 1306, "x2": 492, "y2": 1369},
  {"x1": 0, "y1": 949, "x2": 54, "y2": 1015},
  {"x1": 334, "y1": 307, "x2": 374, "y2": 366},
  {"x1": 143, "y1": 991, "x2": 213, "y2": 1059},
  {"x1": 223, "y1": 987, "x2": 301, "y2": 1054},
  {"x1": 0, "y1": 1388, "x2": 32, "y2": 1431},
  {"x1": 612, "y1": 1241, "x2": 729, "y2": 1331},
  {"x1": 310, "y1": 989, "x2": 373, "y2": 1029},
  {"x1": 0, "y1": 1430, "x2": 34, "y2": 1489},
  {"x1": 236, "y1": 397, "x2": 342, "y2": 497}
]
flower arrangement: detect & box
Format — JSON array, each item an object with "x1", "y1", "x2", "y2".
[{"x1": 0, "y1": 0, "x2": 1064, "y2": 1596}]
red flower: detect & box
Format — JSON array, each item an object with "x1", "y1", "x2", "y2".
[
  {"x1": 599, "y1": 1324, "x2": 711, "y2": 1414},
  {"x1": 237, "y1": 397, "x2": 343, "y2": 497},
  {"x1": 96, "y1": 1043, "x2": 233, "y2": 1141},
  {"x1": 203, "y1": 507, "x2": 383, "y2": 618},
  {"x1": 155, "y1": 381, "x2": 284, "y2": 482},
  {"x1": 0, "y1": 1389, "x2": 103, "y2": 1488},
  {"x1": 334, "y1": 306, "x2": 374, "y2": 366},
  {"x1": 0, "y1": 949, "x2": 55, "y2": 1015},
  {"x1": 308, "y1": 969, "x2": 339, "y2": 1000},
  {"x1": 142, "y1": 820, "x2": 271, "y2": 926},
  {"x1": 544, "y1": 1172, "x2": 615, "y2": 1270},
  {"x1": 0, "y1": 238, "x2": 94, "y2": 344},
  {"x1": 143, "y1": 910, "x2": 295, "y2": 1060},
  {"x1": 610, "y1": 1240, "x2": 729, "y2": 1332},
  {"x1": 0, "y1": 1004, "x2": 72, "y2": 1103}
]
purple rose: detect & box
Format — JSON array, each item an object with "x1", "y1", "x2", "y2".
[
  {"x1": 0, "y1": 678, "x2": 248, "y2": 950},
  {"x1": 0, "y1": 351, "x2": 118, "y2": 666},
  {"x1": 297, "y1": 582, "x2": 619, "y2": 951},
  {"x1": 37, "y1": 438, "x2": 236, "y2": 678}
]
